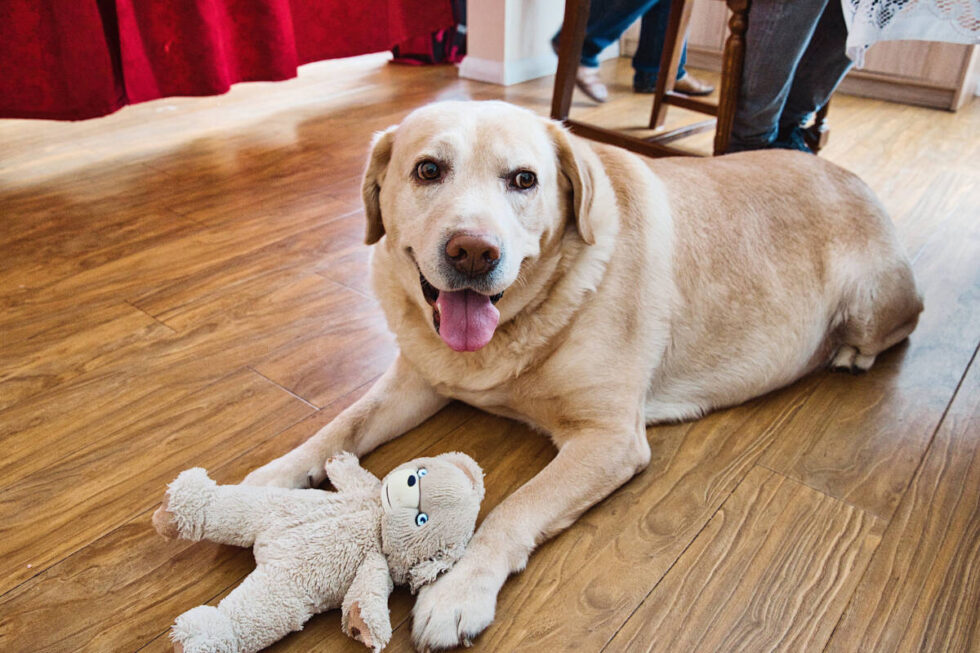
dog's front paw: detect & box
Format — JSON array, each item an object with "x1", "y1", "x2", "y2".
[
  {"x1": 412, "y1": 562, "x2": 501, "y2": 650},
  {"x1": 242, "y1": 452, "x2": 325, "y2": 488}
]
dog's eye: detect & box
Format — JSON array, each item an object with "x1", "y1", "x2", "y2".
[
  {"x1": 510, "y1": 170, "x2": 537, "y2": 190},
  {"x1": 418, "y1": 468, "x2": 428, "y2": 477},
  {"x1": 415, "y1": 512, "x2": 429, "y2": 526},
  {"x1": 415, "y1": 160, "x2": 442, "y2": 182}
]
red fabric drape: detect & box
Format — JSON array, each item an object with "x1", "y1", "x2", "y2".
[{"x1": 0, "y1": 0, "x2": 454, "y2": 121}]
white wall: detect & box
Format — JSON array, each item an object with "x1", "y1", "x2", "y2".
[{"x1": 460, "y1": 0, "x2": 620, "y2": 86}]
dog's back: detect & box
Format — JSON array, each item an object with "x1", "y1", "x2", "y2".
[{"x1": 634, "y1": 150, "x2": 922, "y2": 421}]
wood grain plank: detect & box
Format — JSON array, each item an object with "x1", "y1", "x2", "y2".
[
  {"x1": 0, "y1": 275, "x2": 386, "y2": 491},
  {"x1": 146, "y1": 159, "x2": 359, "y2": 229},
  {"x1": 0, "y1": 517, "x2": 255, "y2": 653},
  {"x1": 827, "y1": 350, "x2": 980, "y2": 652},
  {"x1": 0, "y1": 367, "x2": 315, "y2": 595},
  {"x1": 0, "y1": 163, "x2": 361, "y2": 346},
  {"x1": 128, "y1": 210, "x2": 366, "y2": 321},
  {"x1": 0, "y1": 399, "x2": 480, "y2": 653},
  {"x1": 311, "y1": 210, "x2": 375, "y2": 297},
  {"x1": 762, "y1": 190, "x2": 980, "y2": 520},
  {"x1": 251, "y1": 308, "x2": 394, "y2": 408},
  {"x1": 892, "y1": 169, "x2": 978, "y2": 260},
  {"x1": 0, "y1": 206, "x2": 199, "y2": 297},
  {"x1": 608, "y1": 467, "x2": 884, "y2": 652},
  {"x1": 387, "y1": 380, "x2": 821, "y2": 651},
  {"x1": 0, "y1": 301, "x2": 172, "y2": 411},
  {"x1": 140, "y1": 267, "x2": 396, "y2": 408},
  {"x1": 0, "y1": 213, "x2": 318, "y2": 349}
]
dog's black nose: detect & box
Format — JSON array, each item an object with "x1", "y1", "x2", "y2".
[{"x1": 445, "y1": 232, "x2": 500, "y2": 277}]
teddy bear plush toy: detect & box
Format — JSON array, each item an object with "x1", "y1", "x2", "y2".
[{"x1": 151, "y1": 451, "x2": 484, "y2": 653}]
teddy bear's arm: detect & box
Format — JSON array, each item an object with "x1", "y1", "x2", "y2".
[
  {"x1": 325, "y1": 452, "x2": 381, "y2": 494},
  {"x1": 341, "y1": 550, "x2": 394, "y2": 651}
]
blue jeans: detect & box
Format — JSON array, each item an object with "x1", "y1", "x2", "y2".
[
  {"x1": 553, "y1": 0, "x2": 688, "y2": 83},
  {"x1": 728, "y1": 0, "x2": 853, "y2": 152}
]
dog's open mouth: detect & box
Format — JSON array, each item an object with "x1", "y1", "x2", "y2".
[{"x1": 419, "y1": 272, "x2": 503, "y2": 353}]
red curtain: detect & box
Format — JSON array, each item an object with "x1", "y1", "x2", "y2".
[{"x1": 0, "y1": 0, "x2": 454, "y2": 121}]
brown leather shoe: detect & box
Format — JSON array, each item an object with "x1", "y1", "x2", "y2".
[
  {"x1": 674, "y1": 74, "x2": 715, "y2": 96},
  {"x1": 575, "y1": 66, "x2": 608, "y2": 103}
]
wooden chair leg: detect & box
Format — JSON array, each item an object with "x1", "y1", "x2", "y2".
[
  {"x1": 650, "y1": 0, "x2": 695, "y2": 129},
  {"x1": 803, "y1": 100, "x2": 831, "y2": 153},
  {"x1": 551, "y1": 0, "x2": 591, "y2": 121},
  {"x1": 713, "y1": 0, "x2": 750, "y2": 155}
]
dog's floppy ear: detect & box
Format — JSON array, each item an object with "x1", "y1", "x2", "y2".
[
  {"x1": 362, "y1": 125, "x2": 398, "y2": 245},
  {"x1": 547, "y1": 121, "x2": 597, "y2": 245}
]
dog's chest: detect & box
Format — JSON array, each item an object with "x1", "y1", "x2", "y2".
[{"x1": 427, "y1": 380, "x2": 528, "y2": 422}]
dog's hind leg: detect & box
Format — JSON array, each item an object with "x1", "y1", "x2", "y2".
[
  {"x1": 831, "y1": 262, "x2": 922, "y2": 374},
  {"x1": 644, "y1": 397, "x2": 708, "y2": 424}
]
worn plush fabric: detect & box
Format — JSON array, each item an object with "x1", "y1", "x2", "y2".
[
  {"x1": 155, "y1": 452, "x2": 483, "y2": 653},
  {"x1": 0, "y1": 0, "x2": 454, "y2": 120}
]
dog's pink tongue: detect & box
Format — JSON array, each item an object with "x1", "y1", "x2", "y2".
[{"x1": 436, "y1": 290, "x2": 500, "y2": 352}]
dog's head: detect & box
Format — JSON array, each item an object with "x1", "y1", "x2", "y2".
[{"x1": 362, "y1": 101, "x2": 603, "y2": 353}]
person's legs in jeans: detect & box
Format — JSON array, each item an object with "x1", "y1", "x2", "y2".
[
  {"x1": 552, "y1": 0, "x2": 659, "y2": 67},
  {"x1": 778, "y1": 0, "x2": 852, "y2": 137},
  {"x1": 631, "y1": 0, "x2": 687, "y2": 90},
  {"x1": 727, "y1": 0, "x2": 830, "y2": 152}
]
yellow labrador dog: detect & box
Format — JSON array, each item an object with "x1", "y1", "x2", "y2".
[{"x1": 244, "y1": 101, "x2": 922, "y2": 648}]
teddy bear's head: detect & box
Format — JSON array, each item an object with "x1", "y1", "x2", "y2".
[{"x1": 379, "y1": 451, "x2": 484, "y2": 592}]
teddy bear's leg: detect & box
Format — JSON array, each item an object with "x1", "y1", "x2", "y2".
[
  {"x1": 342, "y1": 551, "x2": 393, "y2": 651},
  {"x1": 157, "y1": 468, "x2": 314, "y2": 546},
  {"x1": 172, "y1": 565, "x2": 316, "y2": 653},
  {"x1": 170, "y1": 605, "x2": 237, "y2": 653},
  {"x1": 324, "y1": 452, "x2": 381, "y2": 494}
]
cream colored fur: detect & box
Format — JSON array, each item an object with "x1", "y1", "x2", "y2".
[
  {"x1": 154, "y1": 452, "x2": 484, "y2": 653},
  {"x1": 242, "y1": 101, "x2": 922, "y2": 650}
]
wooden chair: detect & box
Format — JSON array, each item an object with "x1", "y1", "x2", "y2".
[{"x1": 550, "y1": 0, "x2": 829, "y2": 157}]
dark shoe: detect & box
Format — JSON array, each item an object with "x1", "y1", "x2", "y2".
[
  {"x1": 770, "y1": 125, "x2": 814, "y2": 154},
  {"x1": 674, "y1": 74, "x2": 715, "y2": 96},
  {"x1": 633, "y1": 71, "x2": 658, "y2": 94}
]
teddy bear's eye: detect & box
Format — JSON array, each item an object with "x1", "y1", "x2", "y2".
[
  {"x1": 418, "y1": 468, "x2": 428, "y2": 477},
  {"x1": 415, "y1": 512, "x2": 429, "y2": 526}
]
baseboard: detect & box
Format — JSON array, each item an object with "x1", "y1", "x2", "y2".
[
  {"x1": 459, "y1": 54, "x2": 558, "y2": 86},
  {"x1": 837, "y1": 75, "x2": 955, "y2": 110},
  {"x1": 458, "y1": 57, "x2": 508, "y2": 85}
]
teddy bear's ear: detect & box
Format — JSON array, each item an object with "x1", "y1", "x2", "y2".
[
  {"x1": 407, "y1": 544, "x2": 465, "y2": 593},
  {"x1": 436, "y1": 452, "x2": 485, "y2": 501}
]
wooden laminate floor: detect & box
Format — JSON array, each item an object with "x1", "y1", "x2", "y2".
[{"x1": 1, "y1": 54, "x2": 978, "y2": 652}]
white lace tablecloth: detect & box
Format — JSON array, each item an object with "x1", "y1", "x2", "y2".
[{"x1": 843, "y1": 0, "x2": 980, "y2": 65}]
